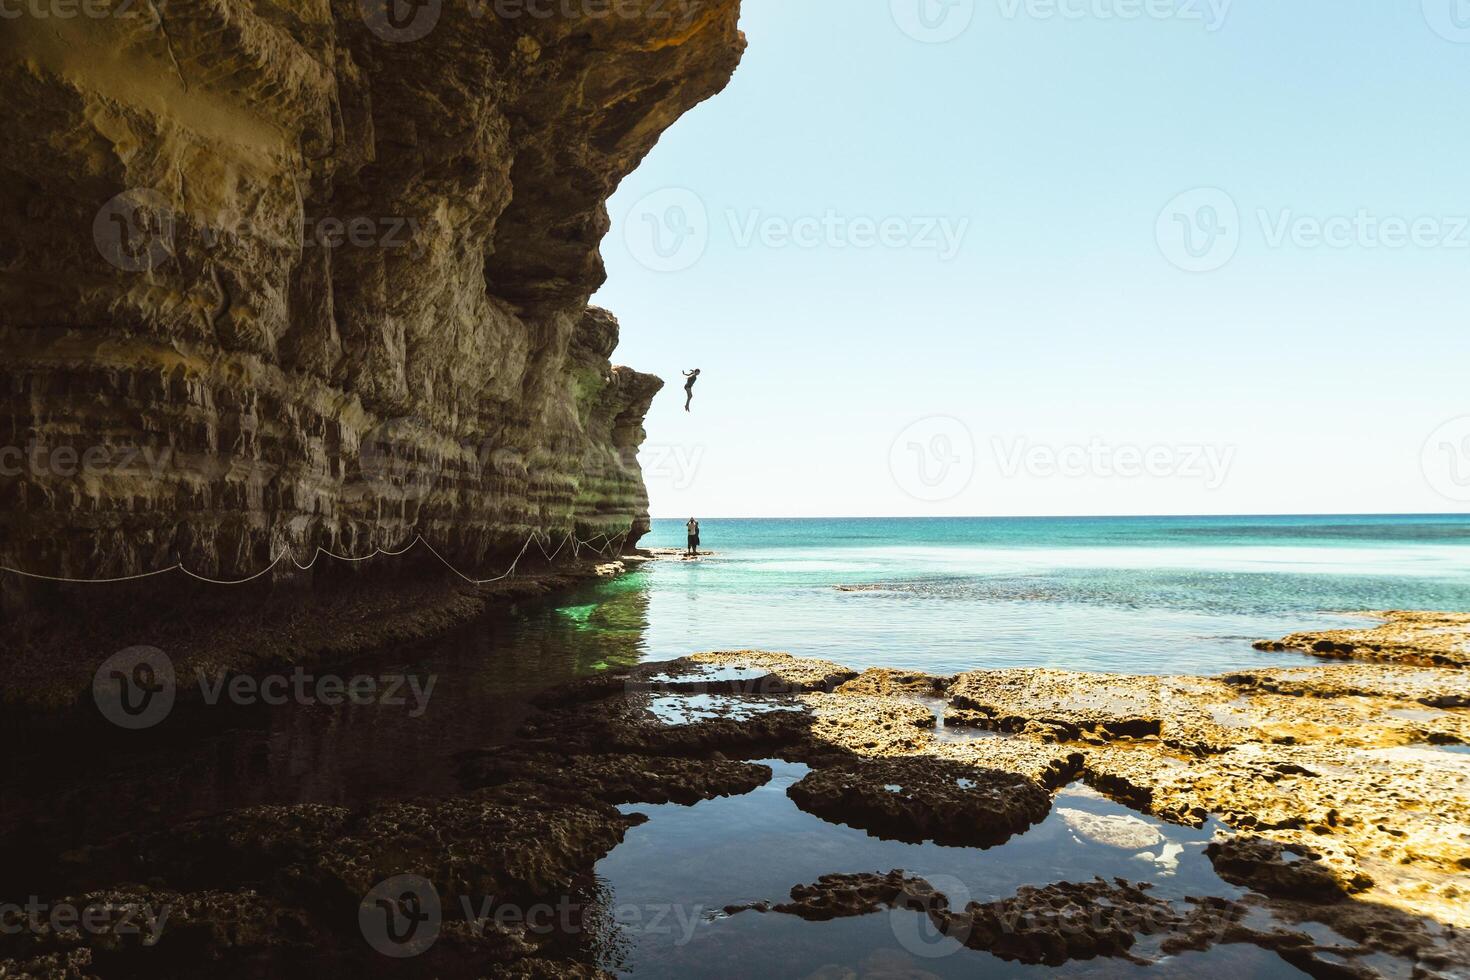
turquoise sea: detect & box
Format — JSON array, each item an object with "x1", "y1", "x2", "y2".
[{"x1": 609, "y1": 514, "x2": 1470, "y2": 675}]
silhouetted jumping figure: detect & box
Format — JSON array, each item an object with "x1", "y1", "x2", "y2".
[{"x1": 682, "y1": 369, "x2": 701, "y2": 412}]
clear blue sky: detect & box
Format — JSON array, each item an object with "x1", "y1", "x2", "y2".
[{"x1": 592, "y1": 0, "x2": 1470, "y2": 518}]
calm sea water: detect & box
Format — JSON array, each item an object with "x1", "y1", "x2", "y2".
[{"x1": 627, "y1": 514, "x2": 1470, "y2": 675}]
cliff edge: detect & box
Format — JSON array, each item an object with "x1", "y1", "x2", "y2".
[{"x1": 0, "y1": 0, "x2": 743, "y2": 595}]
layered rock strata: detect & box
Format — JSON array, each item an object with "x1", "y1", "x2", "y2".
[{"x1": 0, "y1": 1, "x2": 744, "y2": 595}]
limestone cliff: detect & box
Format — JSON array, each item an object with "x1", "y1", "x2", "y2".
[{"x1": 0, "y1": 0, "x2": 742, "y2": 589}]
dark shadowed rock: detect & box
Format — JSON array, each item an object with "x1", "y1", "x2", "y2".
[
  {"x1": 786, "y1": 756, "x2": 1052, "y2": 848},
  {"x1": 1206, "y1": 835, "x2": 1372, "y2": 901},
  {"x1": 455, "y1": 748, "x2": 772, "y2": 805}
]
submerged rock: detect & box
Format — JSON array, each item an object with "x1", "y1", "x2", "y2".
[{"x1": 1058, "y1": 808, "x2": 1164, "y2": 850}]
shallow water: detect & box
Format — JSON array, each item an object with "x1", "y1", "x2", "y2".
[
  {"x1": 594, "y1": 761, "x2": 1307, "y2": 978},
  {"x1": 635, "y1": 515, "x2": 1470, "y2": 675}
]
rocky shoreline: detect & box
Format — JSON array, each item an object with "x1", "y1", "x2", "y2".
[
  {"x1": 1252, "y1": 610, "x2": 1470, "y2": 668},
  {"x1": 4, "y1": 613, "x2": 1466, "y2": 977}
]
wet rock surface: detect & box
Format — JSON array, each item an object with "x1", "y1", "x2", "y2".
[
  {"x1": 947, "y1": 668, "x2": 1241, "y2": 753},
  {"x1": 953, "y1": 878, "x2": 1222, "y2": 966},
  {"x1": 685, "y1": 651, "x2": 859, "y2": 693},
  {"x1": 673, "y1": 645, "x2": 1470, "y2": 974},
  {"x1": 722, "y1": 870, "x2": 1420, "y2": 973},
  {"x1": 454, "y1": 748, "x2": 772, "y2": 807},
  {"x1": 836, "y1": 668, "x2": 952, "y2": 699},
  {"x1": 786, "y1": 757, "x2": 1052, "y2": 848},
  {"x1": 17, "y1": 786, "x2": 639, "y2": 976}
]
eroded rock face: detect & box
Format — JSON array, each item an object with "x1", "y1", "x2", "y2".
[{"x1": 0, "y1": 2, "x2": 744, "y2": 588}]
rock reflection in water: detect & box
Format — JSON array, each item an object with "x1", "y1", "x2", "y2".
[
  {"x1": 0, "y1": 575, "x2": 654, "y2": 901},
  {"x1": 589, "y1": 761, "x2": 1303, "y2": 979}
]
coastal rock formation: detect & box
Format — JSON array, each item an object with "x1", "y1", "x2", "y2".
[
  {"x1": 724, "y1": 871, "x2": 1434, "y2": 974},
  {"x1": 1221, "y1": 662, "x2": 1470, "y2": 708},
  {"x1": 454, "y1": 747, "x2": 773, "y2": 806},
  {"x1": 14, "y1": 630, "x2": 1470, "y2": 977},
  {"x1": 786, "y1": 756, "x2": 1052, "y2": 847},
  {"x1": 1254, "y1": 611, "x2": 1470, "y2": 668},
  {"x1": 723, "y1": 870, "x2": 947, "y2": 921},
  {"x1": 1205, "y1": 834, "x2": 1370, "y2": 901},
  {"x1": 0, "y1": 1, "x2": 744, "y2": 593},
  {"x1": 685, "y1": 650, "x2": 860, "y2": 693},
  {"x1": 666, "y1": 647, "x2": 1470, "y2": 967},
  {"x1": 38, "y1": 783, "x2": 647, "y2": 975}
]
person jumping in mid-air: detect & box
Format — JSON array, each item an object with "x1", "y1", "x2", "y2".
[{"x1": 682, "y1": 369, "x2": 701, "y2": 412}]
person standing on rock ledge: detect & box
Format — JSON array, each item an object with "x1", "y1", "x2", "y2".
[
  {"x1": 682, "y1": 369, "x2": 701, "y2": 412},
  {"x1": 686, "y1": 518, "x2": 701, "y2": 557}
]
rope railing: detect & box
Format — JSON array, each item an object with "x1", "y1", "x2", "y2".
[{"x1": 0, "y1": 527, "x2": 632, "y2": 588}]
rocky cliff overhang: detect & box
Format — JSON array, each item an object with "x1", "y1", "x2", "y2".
[{"x1": 0, "y1": 0, "x2": 743, "y2": 589}]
